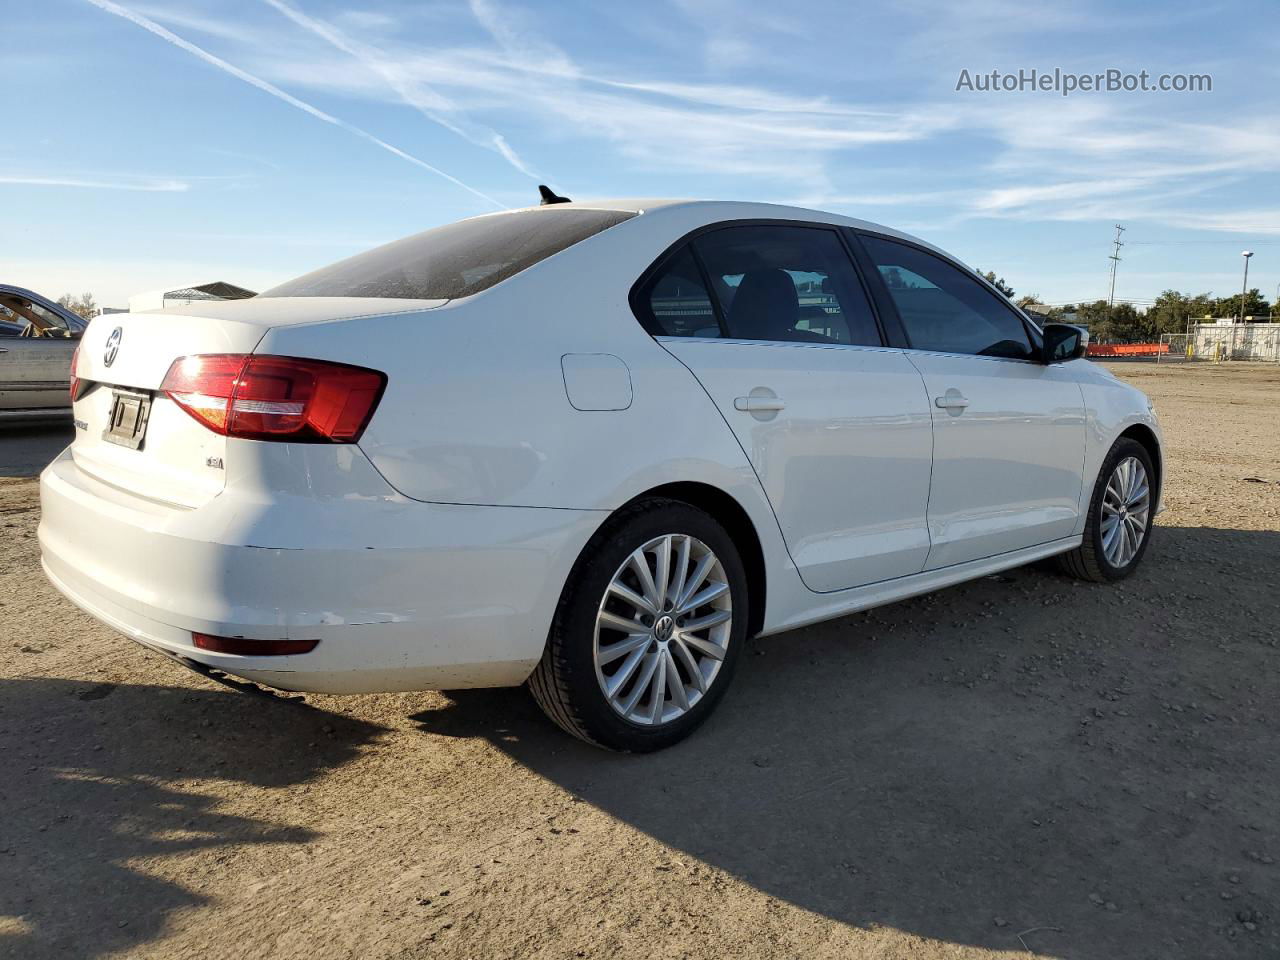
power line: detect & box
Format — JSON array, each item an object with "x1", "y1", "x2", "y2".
[{"x1": 1126, "y1": 239, "x2": 1280, "y2": 246}]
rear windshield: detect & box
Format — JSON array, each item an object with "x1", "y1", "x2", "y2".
[{"x1": 260, "y1": 208, "x2": 636, "y2": 300}]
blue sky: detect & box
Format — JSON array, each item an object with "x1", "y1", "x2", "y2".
[{"x1": 5, "y1": 0, "x2": 1278, "y2": 308}]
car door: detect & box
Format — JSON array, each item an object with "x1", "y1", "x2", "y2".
[
  {"x1": 855, "y1": 232, "x2": 1086, "y2": 569},
  {"x1": 638, "y1": 223, "x2": 934, "y2": 593},
  {"x1": 0, "y1": 297, "x2": 79, "y2": 411}
]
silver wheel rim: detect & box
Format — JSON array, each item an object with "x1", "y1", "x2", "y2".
[
  {"x1": 593, "y1": 533, "x2": 732, "y2": 726},
  {"x1": 1100, "y1": 456, "x2": 1150, "y2": 568}
]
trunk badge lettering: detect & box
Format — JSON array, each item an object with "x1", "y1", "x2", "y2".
[
  {"x1": 103, "y1": 327, "x2": 123, "y2": 367},
  {"x1": 206, "y1": 456, "x2": 224, "y2": 470}
]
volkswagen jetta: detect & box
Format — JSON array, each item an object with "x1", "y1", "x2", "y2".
[{"x1": 40, "y1": 198, "x2": 1162, "y2": 751}]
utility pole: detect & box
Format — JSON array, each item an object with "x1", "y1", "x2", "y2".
[
  {"x1": 1107, "y1": 224, "x2": 1125, "y2": 310},
  {"x1": 1238, "y1": 251, "x2": 1253, "y2": 323}
]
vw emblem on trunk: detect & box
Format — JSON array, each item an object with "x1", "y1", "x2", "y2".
[{"x1": 103, "y1": 327, "x2": 122, "y2": 367}]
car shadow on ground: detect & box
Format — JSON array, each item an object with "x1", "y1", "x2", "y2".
[
  {"x1": 0, "y1": 423, "x2": 74, "y2": 479},
  {"x1": 0, "y1": 678, "x2": 385, "y2": 960},
  {"x1": 414, "y1": 525, "x2": 1280, "y2": 958}
]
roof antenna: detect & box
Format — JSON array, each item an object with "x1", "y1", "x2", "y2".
[{"x1": 538, "y1": 184, "x2": 571, "y2": 205}]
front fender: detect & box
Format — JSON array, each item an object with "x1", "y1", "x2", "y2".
[{"x1": 1077, "y1": 371, "x2": 1164, "y2": 528}]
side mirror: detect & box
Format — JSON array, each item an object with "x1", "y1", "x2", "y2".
[{"x1": 1041, "y1": 323, "x2": 1088, "y2": 364}]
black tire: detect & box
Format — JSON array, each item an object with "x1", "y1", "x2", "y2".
[
  {"x1": 1055, "y1": 437, "x2": 1156, "y2": 582},
  {"x1": 528, "y1": 497, "x2": 748, "y2": 752}
]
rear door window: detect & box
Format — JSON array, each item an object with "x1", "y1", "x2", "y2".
[
  {"x1": 692, "y1": 225, "x2": 881, "y2": 345},
  {"x1": 262, "y1": 209, "x2": 636, "y2": 300}
]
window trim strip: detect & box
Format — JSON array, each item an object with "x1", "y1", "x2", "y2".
[{"x1": 687, "y1": 242, "x2": 731, "y2": 339}]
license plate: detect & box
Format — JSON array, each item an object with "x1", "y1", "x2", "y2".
[{"x1": 103, "y1": 389, "x2": 152, "y2": 449}]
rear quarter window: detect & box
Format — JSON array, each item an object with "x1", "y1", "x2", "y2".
[{"x1": 260, "y1": 209, "x2": 636, "y2": 300}]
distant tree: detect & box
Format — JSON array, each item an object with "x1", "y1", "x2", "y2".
[
  {"x1": 57, "y1": 292, "x2": 97, "y2": 319},
  {"x1": 1015, "y1": 294, "x2": 1041, "y2": 309},
  {"x1": 1213, "y1": 288, "x2": 1271, "y2": 322},
  {"x1": 1076, "y1": 300, "x2": 1145, "y2": 342},
  {"x1": 977, "y1": 269, "x2": 1015, "y2": 298},
  {"x1": 1110, "y1": 303, "x2": 1144, "y2": 340},
  {"x1": 1075, "y1": 300, "x2": 1110, "y2": 333},
  {"x1": 1146, "y1": 290, "x2": 1217, "y2": 337}
]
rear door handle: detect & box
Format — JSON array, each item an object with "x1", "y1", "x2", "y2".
[
  {"x1": 934, "y1": 394, "x2": 969, "y2": 409},
  {"x1": 734, "y1": 396, "x2": 785, "y2": 412}
]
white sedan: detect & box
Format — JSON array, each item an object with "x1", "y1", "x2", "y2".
[{"x1": 40, "y1": 197, "x2": 1161, "y2": 751}]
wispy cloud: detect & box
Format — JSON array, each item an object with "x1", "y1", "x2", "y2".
[
  {"x1": 76, "y1": 0, "x2": 1280, "y2": 239},
  {"x1": 667, "y1": 0, "x2": 808, "y2": 72},
  {"x1": 1160, "y1": 210, "x2": 1280, "y2": 236},
  {"x1": 129, "y1": 1, "x2": 956, "y2": 193},
  {"x1": 467, "y1": 0, "x2": 578, "y2": 77},
  {"x1": 250, "y1": 9, "x2": 937, "y2": 191},
  {"x1": 261, "y1": 0, "x2": 538, "y2": 179},
  {"x1": 455, "y1": 0, "x2": 940, "y2": 187},
  {"x1": 0, "y1": 174, "x2": 188, "y2": 191},
  {"x1": 83, "y1": 0, "x2": 505, "y2": 208},
  {"x1": 243, "y1": 0, "x2": 1274, "y2": 230}
]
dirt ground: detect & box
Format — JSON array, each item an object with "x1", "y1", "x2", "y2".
[{"x1": 2, "y1": 362, "x2": 1278, "y2": 960}]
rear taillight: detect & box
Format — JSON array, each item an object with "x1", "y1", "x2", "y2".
[
  {"x1": 192, "y1": 632, "x2": 320, "y2": 656},
  {"x1": 69, "y1": 344, "x2": 81, "y2": 401},
  {"x1": 160, "y1": 354, "x2": 385, "y2": 442}
]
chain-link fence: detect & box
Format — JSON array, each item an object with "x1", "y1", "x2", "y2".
[
  {"x1": 1158, "y1": 333, "x2": 1193, "y2": 362},
  {"x1": 1158, "y1": 324, "x2": 1280, "y2": 363}
]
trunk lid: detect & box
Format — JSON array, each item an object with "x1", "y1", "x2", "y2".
[
  {"x1": 69, "y1": 298, "x2": 443, "y2": 507},
  {"x1": 71, "y1": 311, "x2": 266, "y2": 507}
]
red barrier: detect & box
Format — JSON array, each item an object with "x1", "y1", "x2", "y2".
[{"x1": 1086, "y1": 343, "x2": 1169, "y2": 357}]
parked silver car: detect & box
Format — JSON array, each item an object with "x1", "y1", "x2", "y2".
[{"x1": 0, "y1": 285, "x2": 86, "y2": 421}]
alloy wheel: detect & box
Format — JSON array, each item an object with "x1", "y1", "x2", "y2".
[
  {"x1": 593, "y1": 533, "x2": 733, "y2": 726},
  {"x1": 1100, "y1": 456, "x2": 1151, "y2": 568}
]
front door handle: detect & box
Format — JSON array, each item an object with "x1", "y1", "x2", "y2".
[
  {"x1": 934, "y1": 394, "x2": 969, "y2": 410},
  {"x1": 734, "y1": 396, "x2": 786, "y2": 412}
]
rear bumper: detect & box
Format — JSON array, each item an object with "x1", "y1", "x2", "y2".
[{"x1": 39, "y1": 448, "x2": 603, "y2": 693}]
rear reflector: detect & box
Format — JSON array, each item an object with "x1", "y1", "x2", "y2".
[
  {"x1": 192, "y1": 633, "x2": 320, "y2": 656},
  {"x1": 161, "y1": 354, "x2": 385, "y2": 442}
]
